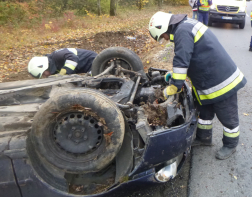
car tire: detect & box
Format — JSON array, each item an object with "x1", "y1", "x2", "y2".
[
  {"x1": 29, "y1": 88, "x2": 125, "y2": 173},
  {"x1": 239, "y1": 20, "x2": 245, "y2": 29},
  {"x1": 91, "y1": 47, "x2": 147, "y2": 79}
]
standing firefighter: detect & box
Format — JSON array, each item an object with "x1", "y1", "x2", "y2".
[
  {"x1": 28, "y1": 48, "x2": 97, "y2": 78},
  {"x1": 149, "y1": 11, "x2": 247, "y2": 159},
  {"x1": 197, "y1": 0, "x2": 212, "y2": 25}
]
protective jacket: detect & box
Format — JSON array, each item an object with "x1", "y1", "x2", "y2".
[
  {"x1": 46, "y1": 48, "x2": 97, "y2": 75},
  {"x1": 169, "y1": 17, "x2": 247, "y2": 105},
  {"x1": 197, "y1": 0, "x2": 212, "y2": 12},
  {"x1": 251, "y1": 11, "x2": 252, "y2": 26},
  {"x1": 189, "y1": 0, "x2": 198, "y2": 11}
]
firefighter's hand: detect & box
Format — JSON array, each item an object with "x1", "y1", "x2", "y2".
[
  {"x1": 163, "y1": 85, "x2": 180, "y2": 100},
  {"x1": 164, "y1": 71, "x2": 172, "y2": 83},
  {"x1": 59, "y1": 68, "x2": 67, "y2": 75}
]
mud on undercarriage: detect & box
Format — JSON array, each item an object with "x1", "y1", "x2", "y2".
[{"x1": 0, "y1": 47, "x2": 197, "y2": 197}]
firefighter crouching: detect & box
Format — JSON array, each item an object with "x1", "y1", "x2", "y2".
[
  {"x1": 28, "y1": 48, "x2": 97, "y2": 78},
  {"x1": 149, "y1": 12, "x2": 247, "y2": 160}
]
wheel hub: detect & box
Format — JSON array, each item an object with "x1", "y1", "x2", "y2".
[
  {"x1": 104, "y1": 59, "x2": 132, "y2": 75},
  {"x1": 53, "y1": 112, "x2": 103, "y2": 154}
]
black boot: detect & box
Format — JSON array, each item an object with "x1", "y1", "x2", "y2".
[
  {"x1": 249, "y1": 47, "x2": 252, "y2": 52},
  {"x1": 191, "y1": 137, "x2": 213, "y2": 147},
  {"x1": 215, "y1": 146, "x2": 236, "y2": 160}
]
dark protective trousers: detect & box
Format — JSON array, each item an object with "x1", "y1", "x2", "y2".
[
  {"x1": 198, "y1": 11, "x2": 209, "y2": 26},
  {"x1": 196, "y1": 93, "x2": 239, "y2": 148},
  {"x1": 250, "y1": 21, "x2": 252, "y2": 47}
]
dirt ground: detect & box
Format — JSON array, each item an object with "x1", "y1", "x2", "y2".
[{"x1": 1, "y1": 30, "x2": 174, "y2": 82}]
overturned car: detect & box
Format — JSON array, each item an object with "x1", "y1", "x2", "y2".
[{"x1": 0, "y1": 47, "x2": 197, "y2": 197}]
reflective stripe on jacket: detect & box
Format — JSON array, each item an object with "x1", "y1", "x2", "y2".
[
  {"x1": 169, "y1": 18, "x2": 246, "y2": 105},
  {"x1": 198, "y1": 0, "x2": 212, "y2": 12}
]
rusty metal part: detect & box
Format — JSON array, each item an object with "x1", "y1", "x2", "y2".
[
  {"x1": 127, "y1": 76, "x2": 141, "y2": 106},
  {"x1": 116, "y1": 103, "x2": 131, "y2": 109},
  {"x1": 93, "y1": 62, "x2": 115, "y2": 78},
  {"x1": 116, "y1": 65, "x2": 141, "y2": 76}
]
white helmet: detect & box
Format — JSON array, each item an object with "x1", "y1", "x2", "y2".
[
  {"x1": 28, "y1": 57, "x2": 49, "y2": 78},
  {"x1": 149, "y1": 11, "x2": 173, "y2": 43}
]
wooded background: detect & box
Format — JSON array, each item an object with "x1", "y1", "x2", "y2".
[{"x1": 0, "y1": 0, "x2": 188, "y2": 26}]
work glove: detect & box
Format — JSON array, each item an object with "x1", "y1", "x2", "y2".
[
  {"x1": 164, "y1": 71, "x2": 172, "y2": 83},
  {"x1": 59, "y1": 68, "x2": 67, "y2": 75},
  {"x1": 163, "y1": 85, "x2": 181, "y2": 100}
]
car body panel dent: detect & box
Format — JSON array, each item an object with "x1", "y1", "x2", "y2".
[{"x1": 130, "y1": 118, "x2": 197, "y2": 176}]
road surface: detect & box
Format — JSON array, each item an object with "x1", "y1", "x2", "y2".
[{"x1": 189, "y1": 2, "x2": 252, "y2": 197}]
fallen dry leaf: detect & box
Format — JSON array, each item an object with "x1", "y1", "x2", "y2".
[
  {"x1": 105, "y1": 132, "x2": 114, "y2": 137},
  {"x1": 243, "y1": 113, "x2": 249, "y2": 116}
]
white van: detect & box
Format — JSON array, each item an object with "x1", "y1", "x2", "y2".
[{"x1": 208, "y1": 0, "x2": 247, "y2": 29}]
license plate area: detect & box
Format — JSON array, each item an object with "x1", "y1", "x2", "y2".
[{"x1": 222, "y1": 16, "x2": 232, "y2": 20}]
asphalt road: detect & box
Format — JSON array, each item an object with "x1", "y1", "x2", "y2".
[{"x1": 189, "y1": 2, "x2": 252, "y2": 197}]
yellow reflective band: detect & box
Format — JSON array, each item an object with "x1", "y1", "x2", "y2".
[
  {"x1": 170, "y1": 34, "x2": 174, "y2": 41},
  {"x1": 64, "y1": 63, "x2": 76, "y2": 70},
  {"x1": 223, "y1": 130, "x2": 240, "y2": 138},
  {"x1": 194, "y1": 25, "x2": 208, "y2": 43},
  {"x1": 197, "y1": 123, "x2": 212, "y2": 130},
  {"x1": 193, "y1": 86, "x2": 202, "y2": 105},
  {"x1": 172, "y1": 73, "x2": 187, "y2": 80},
  {"x1": 199, "y1": 7, "x2": 210, "y2": 11},
  {"x1": 199, "y1": 72, "x2": 244, "y2": 100}
]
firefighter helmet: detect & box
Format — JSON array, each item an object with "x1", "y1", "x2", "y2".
[
  {"x1": 149, "y1": 11, "x2": 173, "y2": 43},
  {"x1": 28, "y1": 57, "x2": 49, "y2": 79}
]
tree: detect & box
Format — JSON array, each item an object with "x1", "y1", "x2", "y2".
[
  {"x1": 136, "y1": 0, "x2": 149, "y2": 10},
  {"x1": 158, "y1": 0, "x2": 163, "y2": 8},
  {"x1": 110, "y1": 0, "x2": 117, "y2": 16},
  {"x1": 97, "y1": 0, "x2": 101, "y2": 16}
]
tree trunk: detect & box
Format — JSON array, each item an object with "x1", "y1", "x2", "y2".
[
  {"x1": 158, "y1": 0, "x2": 163, "y2": 8},
  {"x1": 110, "y1": 0, "x2": 117, "y2": 16},
  {"x1": 97, "y1": 0, "x2": 101, "y2": 16}
]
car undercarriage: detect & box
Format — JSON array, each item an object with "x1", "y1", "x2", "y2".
[{"x1": 0, "y1": 47, "x2": 197, "y2": 197}]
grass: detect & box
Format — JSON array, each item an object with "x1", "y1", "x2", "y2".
[{"x1": 0, "y1": 5, "x2": 191, "y2": 51}]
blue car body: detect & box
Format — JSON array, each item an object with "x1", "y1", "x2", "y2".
[{"x1": 0, "y1": 73, "x2": 197, "y2": 197}]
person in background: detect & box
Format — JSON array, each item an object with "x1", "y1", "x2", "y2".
[
  {"x1": 249, "y1": 10, "x2": 252, "y2": 51},
  {"x1": 189, "y1": 0, "x2": 198, "y2": 20},
  {"x1": 28, "y1": 48, "x2": 97, "y2": 78},
  {"x1": 197, "y1": 0, "x2": 212, "y2": 25}
]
